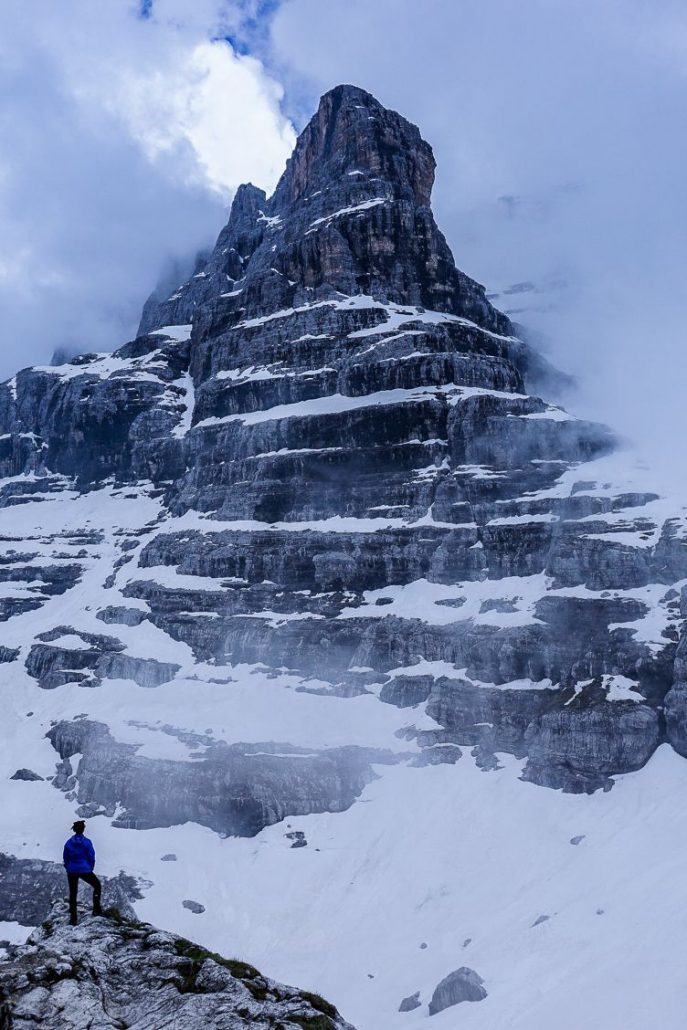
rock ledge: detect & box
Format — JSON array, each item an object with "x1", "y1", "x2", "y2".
[{"x1": 0, "y1": 902, "x2": 354, "y2": 1029}]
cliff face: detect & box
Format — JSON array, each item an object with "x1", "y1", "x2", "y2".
[
  {"x1": 1, "y1": 84, "x2": 687, "y2": 1025},
  {"x1": 2, "y1": 85, "x2": 683, "y2": 796}
]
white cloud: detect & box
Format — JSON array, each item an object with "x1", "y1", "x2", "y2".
[{"x1": 0, "y1": 0, "x2": 295, "y2": 376}]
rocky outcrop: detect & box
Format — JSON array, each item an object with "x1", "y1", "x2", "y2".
[
  {"x1": 428, "y1": 967, "x2": 487, "y2": 1014},
  {"x1": 0, "y1": 904, "x2": 354, "y2": 1029},
  {"x1": 398, "y1": 991, "x2": 421, "y2": 1012},
  {"x1": 46, "y1": 719, "x2": 397, "y2": 835},
  {"x1": 663, "y1": 587, "x2": 687, "y2": 756},
  {"x1": 522, "y1": 701, "x2": 661, "y2": 791},
  {"x1": 8, "y1": 769, "x2": 43, "y2": 782},
  {"x1": 26, "y1": 626, "x2": 178, "y2": 689}
]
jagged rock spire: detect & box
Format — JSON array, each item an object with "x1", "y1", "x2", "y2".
[
  {"x1": 139, "y1": 84, "x2": 508, "y2": 335},
  {"x1": 270, "y1": 84, "x2": 436, "y2": 208}
]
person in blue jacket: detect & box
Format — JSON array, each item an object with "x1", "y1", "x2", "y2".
[{"x1": 63, "y1": 820, "x2": 102, "y2": 925}]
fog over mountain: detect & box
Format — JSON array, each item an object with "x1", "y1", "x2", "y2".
[
  {"x1": 0, "y1": 1, "x2": 294, "y2": 376},
  {"x1": 1, "y1": 7, "x2": 687, "y2": 1029},
  {"x1": 270, "y1": 0, "x2": 687, "y2": 478},
  {"x1": 2, "y1": 81, "x2": 687, "y2": 1029},
  {"x1": 3, "y1": 1, "x2": 686, "y2": 479}
]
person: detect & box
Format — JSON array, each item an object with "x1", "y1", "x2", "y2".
[{"x1": 63, "y1": 820, "x2": 102, "y2": 925}]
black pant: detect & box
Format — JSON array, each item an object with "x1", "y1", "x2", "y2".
[{"x1": 67, "y1": 871, "x2": 102, "y2": 921}]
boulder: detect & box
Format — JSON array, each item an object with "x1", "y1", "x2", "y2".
[{"x1": 428, "y1": 967, "x2": 487, "y2": 1014}]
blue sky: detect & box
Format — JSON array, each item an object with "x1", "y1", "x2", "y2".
[{"x1": 2, "y1": 0, "x2": 686, "y2": 469}]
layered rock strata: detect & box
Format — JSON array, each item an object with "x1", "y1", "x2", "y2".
[
  {"x1": 47, "y1": 718, "x2": 396, "y2": 835},
  {"x1": 1, "y1": 81, "x2": 686, "y2": 846}
]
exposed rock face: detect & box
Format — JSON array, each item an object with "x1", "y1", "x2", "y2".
[
  {"x1": 663, "y1": 590, "x2": 687, "y2": 756},
  {"x1": 398, "y1": 991, "x2": 421, "y2": 1011},
  {"x1": 26, "y1": 625, "x2": 180, "y2": 689},
  {"x1": 0, "y1": 904, "x2": 354, "y2": 1029},
  {"x1": 138, "y1": 86, "x2": 507, "y2": 339},
  {"x1": 522, "y1": 701, "x2": 661, "y2": 791},
  {"x1": 9, "y1": 769, "x2": 42, "y2": 782},
  {"x1": 1, "y1": 80, "x2": 686, "y2": 887},
  {"x1": 428, "y1": 966, "x2": 487, "y2": 1014},
  {"x1": 46, "y1": 718, "x2": 395, "y2": 835}
]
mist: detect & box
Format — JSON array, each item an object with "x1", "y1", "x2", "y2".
[
  {"x1": 0, "y1": 1, "x2": 295, "y2": 378},
  {"x1": 270, "y1": 0, "x2": 687, "y2": 482},
  {"x1": 4, "y1": 0, "x2": 685, "y2": 487}
]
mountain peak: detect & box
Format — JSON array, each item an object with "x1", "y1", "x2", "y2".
[
  {"x1": 271, "y1": 83, "x2": 435, "y2": 208},
  {"x1": 138, "y1": 84, "x2": 505, "y2": 335},
  {"x1": 1, "y1": 81, "x2": 686, "y2": 1030}
]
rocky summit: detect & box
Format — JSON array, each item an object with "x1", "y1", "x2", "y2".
[
  {"x1": 0, "y1": 903, "x2": 353, "y2": 1029},
  {"x1": 2, "y1": 84, "x2": 687, "y2": 1028}
]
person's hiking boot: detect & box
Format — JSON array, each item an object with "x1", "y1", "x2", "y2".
[
  {"x1": 92, "y1": 904, "x2": 103, "y2": 916},
  {"x1": 69, "y1": 916, "x2": 77, "y2": 926}
]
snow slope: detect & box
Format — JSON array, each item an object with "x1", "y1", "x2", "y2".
[{"x1": 0, "y1": 471, "x2": 686, "y2": 1027}]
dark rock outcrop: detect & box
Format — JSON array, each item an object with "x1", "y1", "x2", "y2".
[
  {"x1": 428, "y1": 966, "x2": 487, "y2": 1014},
  {"x1": 26, "y1": 626, "x2": 178, "y2": 689},
  {"x1": 399, "y1": 991, "x2": 421, "y2": 1011},
  {"x1": 522, "y1": 702, "x2": 661, "y2": 792},
  {"x1": 46, "y1": 718, "x2": 397, "y2": 835},
  {"x1": 182, "y1": 899, "x2": 205, "y2": 914}
]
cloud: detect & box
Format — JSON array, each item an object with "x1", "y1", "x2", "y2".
[
  {"x1": 0, "y1": 0, "x2": 295, "y2": 377},
  {"x1": 6, "y1": 0, "x2": 686, "y2": 485},
  {"x1": 270, "y1": 0, "x2": 687, "y2": 478}
]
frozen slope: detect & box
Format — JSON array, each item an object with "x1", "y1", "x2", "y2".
[
  {"x1": 4, "y1": 673, "x2": 687, "y2": 1028},
  {"x1": 1, "y1": 465, "x2": 687, "y2": 1026}
]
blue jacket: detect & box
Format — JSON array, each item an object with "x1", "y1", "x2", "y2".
[{"x1": 63, "y1": 834, "x2": 96, "y2": 874}]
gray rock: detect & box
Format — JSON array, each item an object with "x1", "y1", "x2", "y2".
[
  {"x1": 409, "y1": 745, "x2": 462, "y2": 766},
  {"x1": 532, "y1": 914, "x2": 550, "y2": 926},
  {"x1": 96, "y1": 605, "x2": 148, "y2": 626},
  {"x1": 399, "y1": 991, "x2": 421, "y2": 1012},
  {"x1": 523, "y1": 703, "x2": 660, "y2": 792},
  {"x1": 471, "y1": 746, "x2": 501, "y2": 772},
  {"x1": 47, "y1": 718, "x2": 398, "y2": 836},
  {"x1": 182, "y1": 899, "x2": 205, "y2": 914},
  {"x1": 570, "y1": 835, "x2": 586, "y2": 845},
  {"x1": 26, "y1": 626, "x2": 178, "y2": 689},
  {"x1": 429, "y1": 967, "x2": 487, "y2": 1014},
  {"x1": 9, "y1": 769, "x2": 43, "y2": 781},
  {"x1": 0, "y1": 902, "x2": 354, "y2": 1029},
  {"x1": 285, "y1": 831, "x2": 308, "y2": 848},
  {"x1": 161, "y1": 853, "x2": 177, "y2": 862}
]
